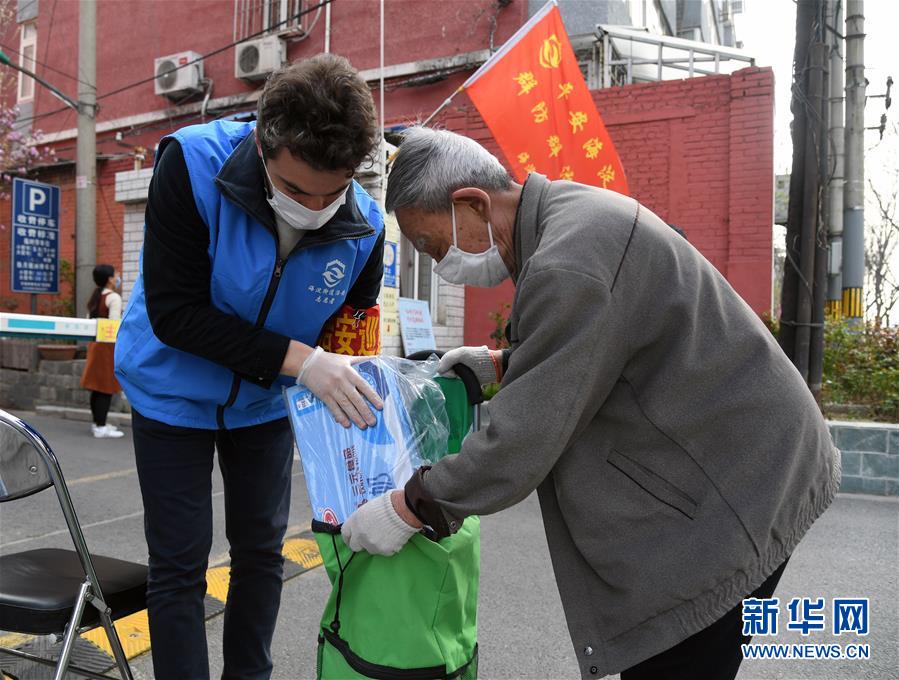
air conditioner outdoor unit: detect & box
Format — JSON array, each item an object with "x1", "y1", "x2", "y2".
[
  {"x1": 154, "y1": 51, "x2": 204, "y2": 99},
  {"x1": 235, "y1": 36, "x2": 286, "y2": 81}
]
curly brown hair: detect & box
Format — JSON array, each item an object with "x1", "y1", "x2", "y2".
[{"x1": 256, "y1": 54, "x2": 378, "y2": 172}]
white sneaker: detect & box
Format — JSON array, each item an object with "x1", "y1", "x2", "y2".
[{"x1": 92, "y1": 424, "x2": 125, "y2": 439}]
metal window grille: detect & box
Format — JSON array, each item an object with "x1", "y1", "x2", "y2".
[{"x1": 233, "y1": 0, "x2": 310, "y2": 42}]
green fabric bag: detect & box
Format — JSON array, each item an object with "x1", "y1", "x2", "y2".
[
  {"x1": 314, "y1": 376, "x2": 479, "y2": 679},
  {"x1": 433, "y1": 377, "x2": 473, "y2": 458},
  {"x1": 314, "y1": 520, "x2": 480, "y2": 679}
]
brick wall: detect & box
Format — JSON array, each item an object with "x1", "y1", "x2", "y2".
[{"x1": 458, "y1": 67, "x2": 776, "y2": 346}]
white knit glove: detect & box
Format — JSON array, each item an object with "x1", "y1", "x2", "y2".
[
  {"x1": 342, "y1": 493, "x2": 419, "y2": 556},
  {"x1": 438, "y1": 345, "x2": 502, "y2": 386},
  {"x1": 297, "y1": 347, "x2": 383, "y2": 429}
]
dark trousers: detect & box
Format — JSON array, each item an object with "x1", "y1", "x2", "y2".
[
  {"x1": 132, "y1": 410, "x2": 294, "y2": 680},
  {"x1": 89, "y1": 391, "x2": 112, "y2": 426},
  {"x1": 621, "y1": 558, "x2": 789, "y2": 680}
]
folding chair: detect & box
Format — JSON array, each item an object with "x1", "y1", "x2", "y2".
[{"x1": 0, "y1": 409, "x2": 147, "y2": 680}]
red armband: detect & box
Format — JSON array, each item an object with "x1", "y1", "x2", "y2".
[{"x1": 317, "y1": 304, "x2": 381, "y2": 356}]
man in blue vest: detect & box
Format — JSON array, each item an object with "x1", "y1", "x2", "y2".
[{"x1": 115, "y1": 54, "x2": 385, "y2": 679}]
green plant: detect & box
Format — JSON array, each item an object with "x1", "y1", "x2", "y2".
[
  {"x1": 760, "y1": 311, "x2": 780, "y2": 336},
  {"x1": 482, "y1": 382, "x2": 501, "y2": 401},
  {"x1": 822, "y1": 321, "x2": 899, "y2": 422},
  {"x1": 489, "y1": 302, "x2": 511, "y2": 350},
  {"x1": 46, "y1": 258, "x2": 76, "y2": 317}
]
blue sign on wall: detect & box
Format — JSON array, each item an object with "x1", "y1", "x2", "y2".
[
  {"x1": 383, "y1": 241, "x2": 398, "y2": 288},
  {"x1": 10, "y1": 177, "x2": 60, "y2": 294}
]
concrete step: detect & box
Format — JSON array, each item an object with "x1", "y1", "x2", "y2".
[{"x1": 35, "y1": 405, "x2": 132, "y2": 428}]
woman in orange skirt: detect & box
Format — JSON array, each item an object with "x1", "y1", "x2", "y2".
[{"x1": 80, "y1": 264, "x2": 125, "y2": 438}]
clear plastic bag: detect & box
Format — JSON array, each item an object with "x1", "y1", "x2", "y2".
[{"x1": 284, "y1": 355, "x2": 450, "y2": 525}]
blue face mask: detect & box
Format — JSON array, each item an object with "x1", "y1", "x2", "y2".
[{"x1": 433, "y1": 203, "x2": 509, "y2": 288}]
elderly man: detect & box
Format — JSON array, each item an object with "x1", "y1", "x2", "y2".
[{"x1": 341, "y1": 127, "x2": 840, "y2": 680}]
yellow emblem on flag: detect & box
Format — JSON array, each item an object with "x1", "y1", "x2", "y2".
[{"x1": 539, "y1": 34, "x2": 562, "y2": 69}]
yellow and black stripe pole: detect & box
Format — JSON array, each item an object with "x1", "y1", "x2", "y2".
[{"x1": 841, "y1": 286, "x2": 864, "y2": 320}]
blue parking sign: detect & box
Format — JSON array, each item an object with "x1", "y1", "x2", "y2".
[{"x1": 11, "y1": 177, "x2": 60, "y2": 294}]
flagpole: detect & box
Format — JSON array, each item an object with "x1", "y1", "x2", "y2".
[{"x1": 420, "y1": 85, "x2": 465, "y2": 127}]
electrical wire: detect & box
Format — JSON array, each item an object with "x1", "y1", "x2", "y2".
[
  {"x1": 0, "y1": 42, "x2": 91, "y2": 88},
  {"x1": 95, "y1": 0, "x2": 332, "y2": 103},
  {"x1": 11, "y1": 0, "x2": 333, "y2": 127},
  {"x1": 97, "y1": 179, "x2": 123, "y2": 241}
]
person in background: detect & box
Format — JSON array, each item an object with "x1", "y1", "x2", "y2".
[{"x1": 80, "y1": 264, "x2": 124, "y2": 439}]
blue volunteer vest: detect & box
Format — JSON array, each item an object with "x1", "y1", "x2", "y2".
[{"x1": 115, "y1": 120, "x2": 384, "y2": 429}]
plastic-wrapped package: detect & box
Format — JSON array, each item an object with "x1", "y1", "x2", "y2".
[{"x1": 284, "y1": 355, "x2": 450, "y2": 526}]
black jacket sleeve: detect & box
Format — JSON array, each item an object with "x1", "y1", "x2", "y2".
[
  {"x1": 143, "y1": 140, "x2": 291, "y2": 388},
  {"x1": 344, "y1": 228, "x2": 385, "y2": 309}
]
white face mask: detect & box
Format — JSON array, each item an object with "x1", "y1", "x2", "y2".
[
  {"x1": 433, "y1": 203, "x2": 510, "y2": 288},
  {"x1": 263, "y1": 162, "x2": 348, "y2": 231}
]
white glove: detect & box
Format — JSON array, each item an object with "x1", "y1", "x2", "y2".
[
  {"x1": 438, "y1": 346, "x2": 501, "y2": 386},
  {"x1": 297, "y1": 347, "x2": 383, "y2": 429},
  {"x1": 342, "y1": 492, "x2": 419, "y2": 556}
]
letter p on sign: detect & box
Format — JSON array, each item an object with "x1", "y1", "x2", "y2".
[{"x1": 28, "y1": 186, "x2": 47, "y2": 213}]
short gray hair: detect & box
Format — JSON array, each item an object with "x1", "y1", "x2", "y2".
[{"x1": 385, "y1": 127, "x2": 512, "y2": 213}]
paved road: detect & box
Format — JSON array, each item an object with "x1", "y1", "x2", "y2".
[{"x1": 1, "y1": 411, "x2": 896, "y2": 679}]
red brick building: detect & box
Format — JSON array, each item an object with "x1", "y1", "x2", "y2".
[{"x1": 1, "y1": 0, "x2": 772, "y2": 353}]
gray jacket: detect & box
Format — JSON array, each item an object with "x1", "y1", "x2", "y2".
[{"x1": 404, "y1": 174, "x2": 841, "y2": 678}]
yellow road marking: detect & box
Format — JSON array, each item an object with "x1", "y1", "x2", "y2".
[
  {"x1": 68, "y1": 468, "x2": 136, "y2": 487},
  {"x1": 81, "y1": 610, "x2": 152, "y2": 659},
  {"x1": 205, "y1": 566, "x2": 232, "y2": 603},
  {"x1": 283, "y1": 537, "x2": 323, "y2": 570},
  {"x1": 0, "y1": 632, "x2": 33, "y2": 648}
]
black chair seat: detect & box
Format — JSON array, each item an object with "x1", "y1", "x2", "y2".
[{"x1": 0, "y1": 548, "x2": 147, "y2": 635}]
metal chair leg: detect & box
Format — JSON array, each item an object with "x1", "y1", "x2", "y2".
[
  {"x1": 100, "y1": 610, "x2": 134, "y2": 680},
  {"x1": 54, "y1": 580, "x2": 91, "y2": 680}
]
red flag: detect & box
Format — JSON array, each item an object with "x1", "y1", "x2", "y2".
[{"x1": 463, "y1": 1, "x2": 629, "y2": 194}]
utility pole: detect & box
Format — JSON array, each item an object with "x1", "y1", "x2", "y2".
[
  {"x1": 779, "y1": 0, "x2": 816, "y2": 364},
  {"x1": 842, "y1": 0, "x2": 865, "y2": 323},
  {"x1": 794, "y1": 40, "x2": 827, "y2": 384},
  {"x1": 825, "y1": 0, "x2": 844, "y2": 317},
  {"x1": 75, "y1": 0, "x2": 97, "y2": 316}
]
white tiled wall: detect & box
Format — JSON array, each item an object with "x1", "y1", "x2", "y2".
[{"x1": 114, "y1": 168, "x2": 153, "y2": 303}]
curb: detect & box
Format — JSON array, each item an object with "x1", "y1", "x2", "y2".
[{"x1": 35, "y1": 405, "x2": 133, "y2": 428}]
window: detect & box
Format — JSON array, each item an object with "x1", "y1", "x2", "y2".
[
  {"x1": 400, "y1": 237, "x2": 440, "y2": 319},
  {"x1": 233, "y1": 0, "x2": 311, "y2": 41},
  {"x1": 17, "y1": 22, "x2": 36, "y2": 102}
]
